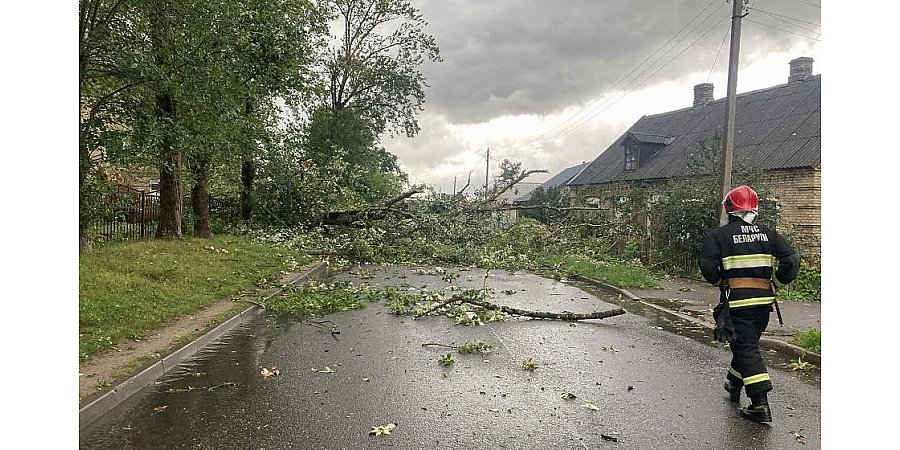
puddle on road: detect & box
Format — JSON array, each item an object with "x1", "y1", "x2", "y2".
[
  {"x1": 80, "y1": 316, "x2": 288, "y2": 449},
  {"x1": 569, "y1": 281, "x2": 821, "y2": 386}
]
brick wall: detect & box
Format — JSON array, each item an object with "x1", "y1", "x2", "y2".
[{"x1": 758, "y1": 167, "x2": 821, "y2": 259}]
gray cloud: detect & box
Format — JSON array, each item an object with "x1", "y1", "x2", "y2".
[{"x1": 414, "y1": 0, "x2": 821, "y2": 123}]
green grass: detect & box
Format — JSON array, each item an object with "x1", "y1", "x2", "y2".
[
  {"x1": 791, "y1": 328, "x2": 821, "y2": 354},
  {"x1": 79, "y1": 235, "x2": 312, "y2": 363},
  {"x1": 543, "y1": 254, "x2": 660, "y2": 289}
]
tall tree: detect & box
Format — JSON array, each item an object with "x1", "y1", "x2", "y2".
[
  {"x1": 323, "y1": 0, "x2": 440, "y2": 137},
  {"x1": 231, "y1": 0, "x2": 327, "y2": 222},
  {"x1": 79, "y1": 0, "x2": 152, "y2": 250}
]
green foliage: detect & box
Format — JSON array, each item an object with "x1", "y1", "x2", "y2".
[
  {"x1": 438, "y1": 353, "x2": 455, "y2": 367},
  {"x1": 522, "y1": 357, "x2": 537, "y2": 371},
  {"x1": 543, "y1": 254, "x2": 659, "y2": 289},
  {"x1": 574, "y1": 136, "x2": 779, "y2": 275},
  {"x1": 791, "y1": 328, "x2": 821, "y2": 354},
  {"x1": 497, "y1": 159, "x2": 524, "y2": 187},
  {"x1": 320, "y1": 0, "x2": 442, "y2": 138},
  {"x1": 79, "y1": 0, "x2": 328, "y2": 238},
  {"x1": 787, "y1": 356, "x2": 817, "y2": 372},
  {"x1": 778, "y1": 259, "x2": 821, "y2": 301},
  {"x1": 383, "y1": 287, "x2": 438, "y2": 315},
  {"x1": 78, "y1": 235, "x2": 313, "y2": 362},
  {"x1": 265, "y1": 281, "x2": 371, "y2": 316},
  {"x1": 457, "y1": 341, "x2": 495, "y2": 355},
  {"x1": 520, "y1": 186, "x2": 570, "y2": 223},
  {"x1": 239, "y1": 188, "x2": 662, "y2": 290}
]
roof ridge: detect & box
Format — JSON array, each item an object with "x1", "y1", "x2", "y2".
[{"x1": 643, "y1": 74, "x2": 821, "y2": 120}]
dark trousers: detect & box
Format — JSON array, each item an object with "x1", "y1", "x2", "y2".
[{"x1": 726, "y1": 305, "x2": 773, "y2": 398}]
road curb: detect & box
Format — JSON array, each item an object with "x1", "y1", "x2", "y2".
[
  {"x1": 78, "y1": 260, "x2": 330, "y2": 431},
  {"x1": 568, "y1": 273, "x2": 821, "y2": 367}
]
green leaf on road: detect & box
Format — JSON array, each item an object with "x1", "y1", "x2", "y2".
[{"x1": 369, "y1": 423, "x2": 397, "y2": 436}]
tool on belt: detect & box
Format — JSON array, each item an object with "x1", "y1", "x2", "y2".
[
  {"x1": 770, "y1": 280, "x2": 785, "y2": 327},
  {"x1": 721, "y1": 277, "x2": 785, "y2": 327},
  {"x1": 713, "y1": 279, "x2": 737, "y2": 343}
]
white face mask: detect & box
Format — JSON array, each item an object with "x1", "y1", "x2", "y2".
[{"x1": 729, "y1": 210, "x2": 758, "y2": 224}]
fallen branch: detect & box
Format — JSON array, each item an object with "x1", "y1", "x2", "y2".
[
  {"x1": 413, "y1": 296, "x2": 464, "y2": 319},
  {"x1": 481, "y1": 169, "x2": 549, "y2": 204},
  {"x1": 421, "y1": 342, "x2": 459, "y2": 349},
  {"x1": 456, "y1": 171, "x2": 473, "y2": 197},
  {"x1": 467, "y1": 204, "x2": 604, "y2": 213},
  {"x1": 461, "y1": 298, "x2": 625, "y2": 321}
]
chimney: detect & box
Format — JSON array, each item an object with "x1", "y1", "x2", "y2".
[
  {"x1": 788, "y1": 57, "x2": 814, "y2": 83},
  {"x1": 693, "y1": 83, "x2": 714, "y2": 107}
]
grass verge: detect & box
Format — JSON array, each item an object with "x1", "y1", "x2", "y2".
[
  {"x1": 79, "y1": 235, "x2": 312, "y2": 363},
  {"x1": 542, "y1": 254, "x2": 659, "y2": 289},
  {"x1": 791, "y1": 328, "x2": 821, "y2": 354}
]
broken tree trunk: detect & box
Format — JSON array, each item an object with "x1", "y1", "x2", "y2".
[
  {"x1": 462, "y1": 298, "x2": 626, "y2": 321},
  {"x1": 414, "y1": 295, "x2": 625, "y2": 321},
  {"x1": 323, "y1": 186, "x2": 424, "y2": 225}
]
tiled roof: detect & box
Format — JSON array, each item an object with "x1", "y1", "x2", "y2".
[
  {"x1": 569, "y1": 75, "x2": 821, "y2": 186},
  {"x1": 515, "y1": 162, "x2": 590, "y2": 202}
]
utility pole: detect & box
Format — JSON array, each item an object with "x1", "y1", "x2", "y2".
[
  {"x1": 484, "y1": 147, "x2": 491, "y2": 198},
  {"x1": 453, "y1": 176, "x2": 457, "y2": 194},
  {"x1": 718, "y1": 0, "x2": 747, "y2": 225}
]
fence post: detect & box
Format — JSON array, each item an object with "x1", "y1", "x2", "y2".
[{"x1": 139, "y1": 191, "x2": 144, "y2": 238}]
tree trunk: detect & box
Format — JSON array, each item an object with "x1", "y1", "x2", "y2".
[
  {"x1": 240, "y1": 158, "x2": 255, "y2": 220},
  {"x1": 191, "y1": 156, "x2": 212, "y2": 238},
  {"x1": 150, "y1": 0, "x2": 182, "y2": 239},
  {"x1": 240, "y1": 100, "x2": 255, "y2": 221},
  {"x1": 78, "y1": 136, "x2": 94, "y2": 253},
  {"x1": 156, "y1": 131, "x2": 183, "y2": 238}
]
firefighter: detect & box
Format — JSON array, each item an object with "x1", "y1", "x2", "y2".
[{"x1": 700, "y1": 185, "x2": 800, "y2": 423}]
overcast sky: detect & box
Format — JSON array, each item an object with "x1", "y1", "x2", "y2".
[{"x1": 381, "y1": 0, "x2": 822, "y2": 194}]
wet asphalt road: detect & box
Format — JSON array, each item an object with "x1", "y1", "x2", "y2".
[{"x1": 80, "y1": 266, "x2": 821, "y2": 449}]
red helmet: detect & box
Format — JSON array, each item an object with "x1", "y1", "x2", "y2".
[{"x1": 723, "y1": 185, "x2": 758, "y2": 213}]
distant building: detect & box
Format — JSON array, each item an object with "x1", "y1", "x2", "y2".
[
  {"x1": 514, "y1": 162, "x2": 590, "y2": 204},
  {"x1": 568, "y1": 57, "x2": 820, "y2": 256}
]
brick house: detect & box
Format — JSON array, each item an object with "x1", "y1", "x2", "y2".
[{"x1": 567, "y1": 57, "x2": 821, "y2": 257}]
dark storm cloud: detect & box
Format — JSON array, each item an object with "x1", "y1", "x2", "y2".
[{"x1": 414, "y1": 0, "x2": 821, "y2": 123}]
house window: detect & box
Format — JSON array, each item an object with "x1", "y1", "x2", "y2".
[{"x1": 625, "y1": 145, "x2": 639, "y2": 171}]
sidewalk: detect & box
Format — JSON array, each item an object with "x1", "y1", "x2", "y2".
[{"x1": 627, "y1": 276, "x2": 821, "y2": 363}]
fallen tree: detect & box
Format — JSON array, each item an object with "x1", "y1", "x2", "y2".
[{"x1": 322, "y1": 186, "x2": 424, "y2": 225}]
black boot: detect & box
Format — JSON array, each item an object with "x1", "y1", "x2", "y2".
[
  {"x1": 739, "y1": 403, "x2": 772, "y2": 423},
  {"x1": 724, "y1": 381, "x2": 741, "y2": 402}
]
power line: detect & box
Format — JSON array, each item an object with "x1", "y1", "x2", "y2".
[
  {"x1": 529, "y1": 14, "x2": 731, "y2": 151},
  {"x1": 749, "y1": 6, "x2": 820, "y2": 27},
  {"x1": 514, "y1": 6, "x2": 728, "y2": 155},
  {"x1": 784, "y1": 0, "x2": 820, "y2": 9},
  {"x1": 748, "y1": 6, "x2": 821, "y2": 35},
  {"x1": 744, "y1": 18, "x2": 821, "y2": 41},
  {"x1": 707, "y1": 25, "x2": 730, "y2": 82},
  {"x1": 506, "y1": 0, "x2": 723, "y2": 154}
]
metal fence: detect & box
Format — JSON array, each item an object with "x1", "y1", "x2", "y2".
[
  {"x1": 97, "y1": 187, "x2": 161, "y2": 242},
  {"x1": 96, "y1": 187, "x2": 243, "y2": 242}
]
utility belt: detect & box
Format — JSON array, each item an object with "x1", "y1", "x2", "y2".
[
  {"x1": 725, "y1": 277, "x2": 772, "y2": 290},
  {"x1": 719, "y1": 277, "x2": 783, "y2": 325}
]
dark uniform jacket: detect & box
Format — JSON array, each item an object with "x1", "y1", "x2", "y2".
[{"x1": 700, "y1": 216, "x2": 800, "y2": 306}]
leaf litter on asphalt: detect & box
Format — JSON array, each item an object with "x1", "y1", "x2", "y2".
[
  {"x1": 260, "y1": 366, "x2": 280, "y2": 378},
  {"x1": 369, "y1": 423, "x2": 397, "y2": 436},
  {"x1": 581, "y1": 400, "x2": 600, "y2": 411}
]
